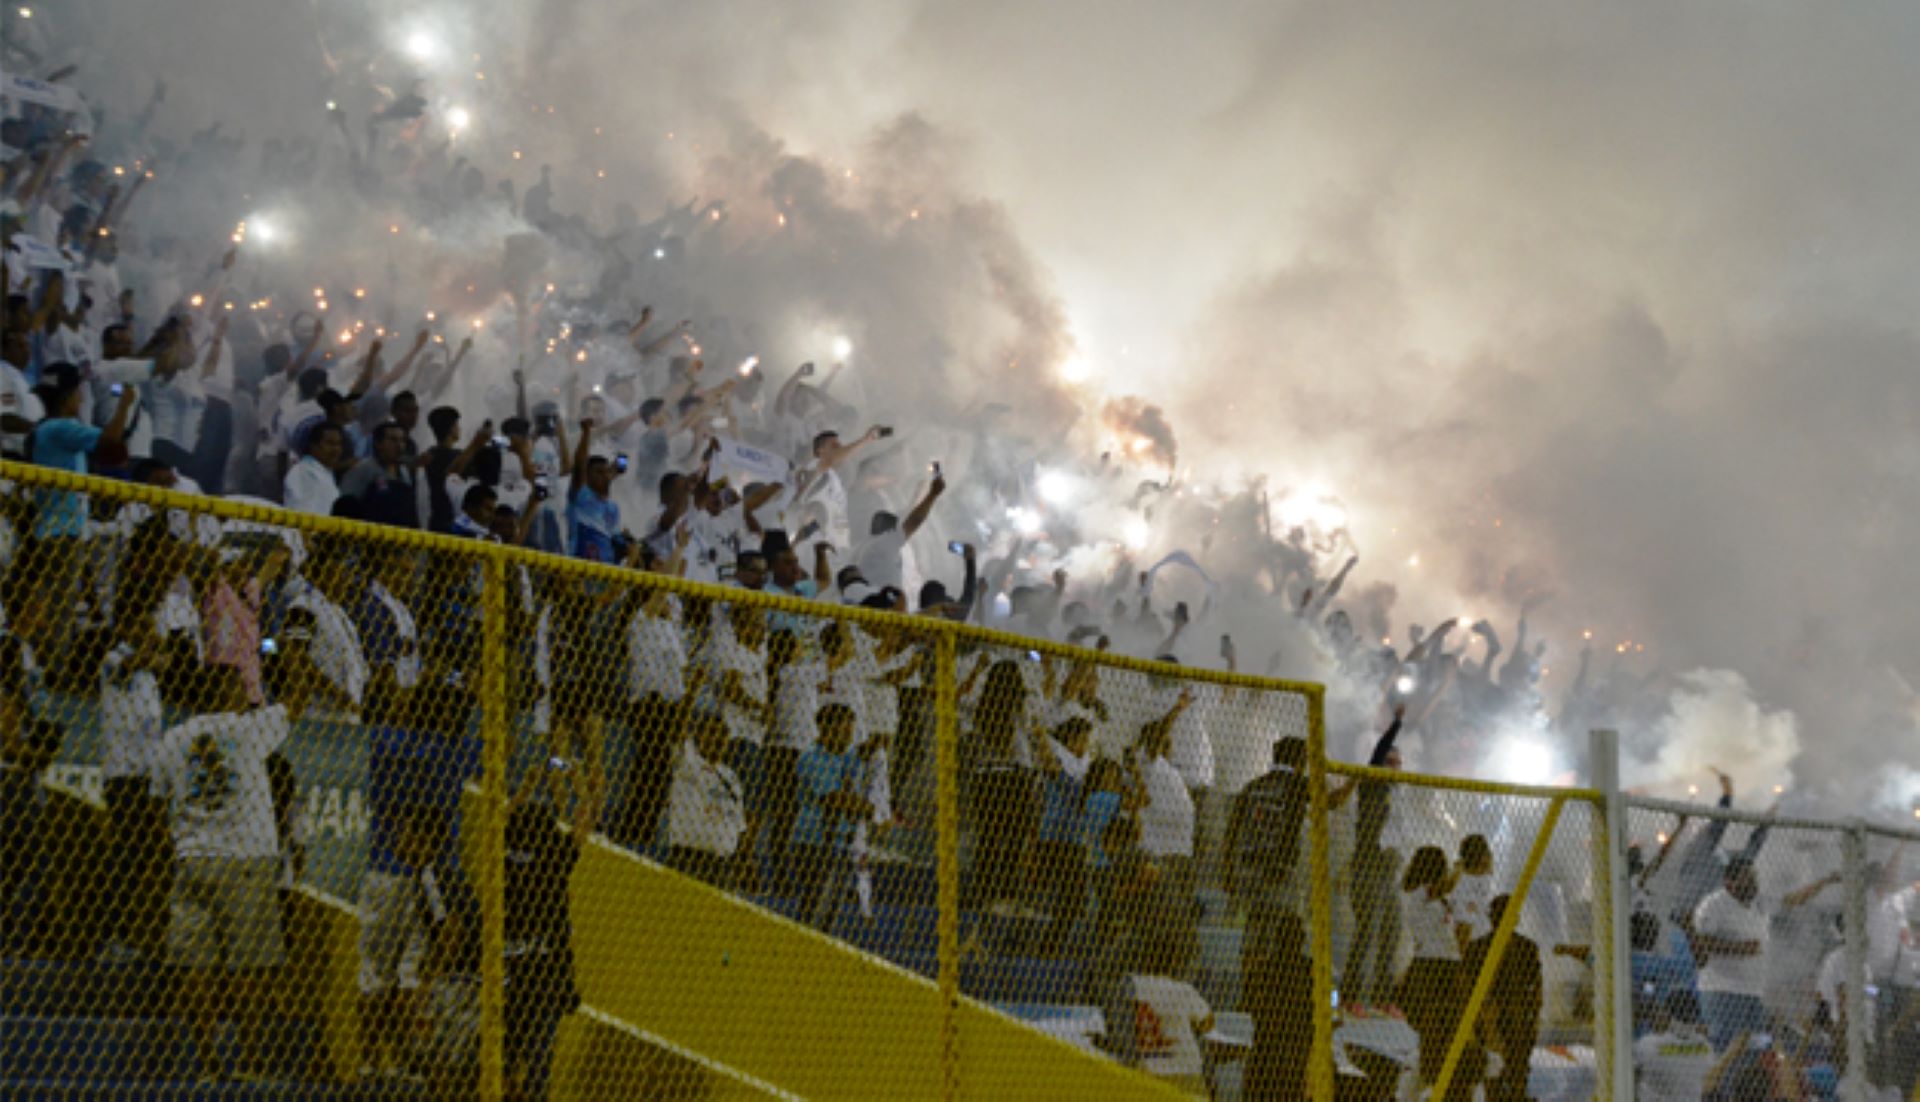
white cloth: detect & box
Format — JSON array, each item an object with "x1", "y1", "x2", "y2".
[
  {"x1": 0, "y1": 360, "x2": 44, "y2": 456},
  {"x1": 1877, "y1": 887, "x2": 1920, "y2": 988},
  {"x1": 288, "y1": 582, "x2": 367, "y2": 708},
  {"x1": 1127, "y1": 973, "x2": 1210, "y2": 1081},
  {"x1": 1452, "y1": 870, "x2": 1496, "y2": 940},
  {"x1": 1693, "y1": 888, "x2": 1770, "y2": 996},
  {"x1": 283, "y1": 455, "x2": 340, "y2": 516},
  {"x1": 1137, "y1": 755, "x2": 1195, "y2": 858},
  {"x1": 100, "y1": 643, "x2": 165, "y2": 788},
  {"x1": 626, "y1": 602, "x2": 687, "y2": 701},
  {"x1": 370, "y1": 582, "x2": 422, "y2": 690},
  {"x1": 1816, "y1": 945, "x2": 1874, "y2": 1032},
  {"x1": 773, "y1": 656, "x2": 827, "y2": 752},
  {"x1": 155, "y1": 705, "x2": 291, "y2": 861},
  {"x1": 699, "y1": 636, "x2": 768, "y2": 745},
  {"x1": 1632, "y1": 1027, "x2": 1715, "y2": 1102},
  {"x1": 854, "y1": 529, "x2": 907, "y2": 592},
  {"x1": 665, "y1": 740, "x2": 747, "y2": 857},
  {"x1": 1402, "y1": 889, "x2": 1461, "y2": 961}
]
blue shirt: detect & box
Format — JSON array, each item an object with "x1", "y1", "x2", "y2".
[
  {"x1": 793, "y1": 746, "x2": 859, "y2": 850},
  {"x1": 31, "y1": 417, "x2": 103, "y2": 539},
  {"x1": 366, "y1": 726, "x2": 481, "y2": 876},
  {"x1": 1083, "y1": 789, "x2": 1123, "y2": 868},
  {"x1": 766, "y1": 578, "x2": 819, "y2": 635},
  {"x1": 1631, "y1": 940, "x2": 1698, "y2": 1036},
  {"x1": 1038, "y1": 766, "x2": 1085, "y2": 844},
  {"x1": 568, "y1": 485, "x2": 620, "y2": 563}
]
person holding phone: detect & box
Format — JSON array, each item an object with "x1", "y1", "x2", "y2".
[{"x1": 853, "y1": 466, "x2": 945, "y2": 593}]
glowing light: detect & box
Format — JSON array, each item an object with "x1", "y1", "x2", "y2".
[
  {"x1": 113, "y1": 166, "x2": 125, "y2": 177},
  {"x1": 338, "y1": 328, "x2": 354, "y2": 345},
  {"x1": 1123, "y1": 515, "x2": 1151, "y2": 552},
  {"x1": 316, "y1": 300, "x2": 328, "y2": 311},
  {"x1": 446, "y1": 106, "x2": 471, "y2": 132},
  {"x1": 511, "y1": 150, "x2": 523, "y2": 160},
  {"x1": 1656, "y1": 832, "x2": 1669, "y2": 845},
  {"x1": 1058, "y1": 355, "x2": 1091, "y2": 383},
  {"x1": 425, "y1": 311, "x2": 437, "y2": 322},
  {"x1": 1773, "y1": 784, "x2": 1784, "y2": 794},
  {"x1": 545, "y1": 283, "x2": 555, "y2": 294},
  {"x1": 1037, "y1": 469, "x2": 1075, "y2": 506},
  {"x1": 313, "y1": 287, "x2": 325, "y2": 298},
  {"x1": 403, "y1": 29, "x2": 440, "y2": 63},
  {"x1": 1687, "y1": 784, "x2": 1699, "y2": 796},
  {"x1": 18, "y1": 7, "x2": 31, "y2": 18},
  {"x1": 188, "y1": 294, "x2": 205, "y2": 308},
  {"x1": 575, "y1": 349, "x2": 588, "y2": 363},
  {"x1": 388, "y1": 223, "x2": 400, "y2": 235},
  {"x1": 596, "y1": 170, "x2": 606, "y2": 179},
  {"x1": 831, "y1": 336, "x2": 853, "y2": 359},
  {"x1": 1007, "y1": 507, "x2": 1042, "y2": 536},
  {"x1": 471, "y1": 318, "x2": 484, "y2": 330},
  {"x1": 1490, "y1": 737, "x2": 1555, "y2": 785},
  {"x1": 325, "y1": 100, "x2": 337, "y2": 112},
  {"x1": 653, "y1": 248, "x2": 666, "y2": 259},
  {"x1": 909, "y1": 209, "x2": 921, "y2": 220},
  {"x1": 738, "y1": 355, "x2": 759, "y2": 376},
  {"x1": 353, "y1": 288, "x2": 367, "y2": 299},
  {"x1": 776, "y1": 213, "x2": 787, "y2": 227},
  {"x1": 1407, "y1": 553, "x2": 1421, "y2": 568},
  {"x1": 1582, "y1": 629, "x2": 1593, "y2": 641}
]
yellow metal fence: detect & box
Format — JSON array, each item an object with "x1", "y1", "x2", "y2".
[{"x1": 0, "y1": 460, "x2": 1616, "y2": 1100}]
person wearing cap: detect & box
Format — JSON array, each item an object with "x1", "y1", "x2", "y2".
[{"x1": 1692, "y1": 854, "x2": 1841, "y2": 1051}]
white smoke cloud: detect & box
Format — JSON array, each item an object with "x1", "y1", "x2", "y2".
[{"x1": 1625, "y1": 670, "x2": 1799, "y2": 803}]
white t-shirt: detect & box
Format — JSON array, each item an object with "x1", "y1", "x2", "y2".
[
  {"x1": 700, "y1": 636, "x2": 768, "y2": 745},
  {"x1": 1693, "y1": 889, "x2": 1771, "y2": 996},
  {"x1": 665, "y1": 740, "x2": 747, "y2": 857},
  {"x1": 1128, "y1": 973, "x2": 1210, "y2": 1081},
  {"x1": 1453, "y1": 869, "x2": 1496, "y2": 940},
  {"x1": 1403, "y1": 889, "x2": 1461, "y2": 961},
  {"x1": 1633, "y1": 1027, "x2": 1715, "y2": 1102},
  {"x1": 1137, "y1": 755, "x2": 1195, "y2": 858},
  {"x1": 155, "y1": 705, "x2": 291, "y2": 861},
  {"x1": 283, "y1": 455, "x2": 340, "y2": 516},
  {"x1": 627, "y1": 602, "x2": 687, "y2": 701},
  {"x1": 1816, "y1": 945, "x2": 1873, "y2": 1032},
  {"x1": 855, "y1": 529, "x2": 908, "y2": 592},
  {"x1": 100, "y1": 643, "x2": 165, "y2": 787}
]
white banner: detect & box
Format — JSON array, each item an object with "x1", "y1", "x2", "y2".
[{"x1": 710, "y1": 434, "x2": 790, "y2": 486}]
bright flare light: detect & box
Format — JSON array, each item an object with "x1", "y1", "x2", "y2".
[
  {"x1": 446, "y1": 106, "x2": 471, "y2": 132},
  {"x1": 1036, "y1": 469, "x2": 1075, "y2": 506},
  {"x1": 1059, "y1": 355, "x2": 1091, "y2": 383},
  {"x1": 738, "y1": 355, "x2": 759, "y2": 377},
  {"x1": 403, "y1": 29, "x2": 441, "y2": 62},
  {"x1": 247, "y1": 216, "x2": 277, "y2": 244},
  {"x1": 1123, "y1": 516, "x2": 1151, "y2": 552},
  {"x1": 831, "y1": 335, "x2": 854, "y2": 359},
  {"x1": 1007, "y1": 507, "x2": 1042, "y2": 536},
  {"x1": 1491, "y1": 737, "x2": 1555, "y2": 785},
  {"x1": 1395, "y1": 675, "x2": 1417, "y2": 695}
]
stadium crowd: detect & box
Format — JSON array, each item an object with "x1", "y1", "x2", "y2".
[{"x1": 2, "y1": 32, "x2": 1916, "y2": 1102}]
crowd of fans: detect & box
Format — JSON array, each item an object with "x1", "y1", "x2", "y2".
[{"x1": 3, "y1": 29, "x2": 1917, "y2": 1102}]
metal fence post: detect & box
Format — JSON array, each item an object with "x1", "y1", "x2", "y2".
[
  {"x1": 1841, "y1": 822, "x2": 1869, "y2": 1102},
  {"x1": 478, "y1": 548, "x2": 508, "y2": 1101},
  {"x1": 934, "y1": 626, "x2": 960, "y2": 1101},
  {"x1": 1589, "y1": 729, "x2": 1631, "y2": 1101},
  {"x1": 1306, "y1": 685, "x2": 1335, "y2": 1101}
]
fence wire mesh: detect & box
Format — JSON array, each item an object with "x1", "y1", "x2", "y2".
[
  {"x1": 1320, "y1": 762, "x2": 1604, "y2": 1102},
  {"x1": 1623, "y1": 796, "x2": 1920, "y2": 1102}
]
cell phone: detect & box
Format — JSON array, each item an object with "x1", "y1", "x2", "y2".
[
  {"x1": 1026, "y1": 649, "x2": 1042, "y2": 663},
  {"x1": 948, "y1": 540, "x2": 965, "y2": 556},
  {"x1": 548, "y1": 756, "x2": 573, "y2": 773},
  {"x1": 260, "y1": 638, "x2": 279, "y2": 656},
  {"x1": 614, "y1": 453, "x2": 630, "y2": 474},
  {"x1": 796, "y1": 520, "x2": 822, "y2": 542},
  {"x1": 931, "y1": 460, "x2": 943, "y2": 479},
  {"x1": 533, "y1": 477, "x2": 551, "y2": 501},
  {"x1": 1176, "y1": 601, "x2": 1190, "y2": 621},
  {"x1": 1751, "y1": 1033, "x2": 1772, "y2": 1051},
  {"x1": 1220, "y1": 634, "x2": 1232, "y2": 655},
  {"x1": 876, "y1": 425, "x2": 894, "y2": 438},
  {"x1": 110, "y1": 383, "x2": 125, "y2": 397},
  {"x1": 491, "y1": 435, "x2": 508, "y2": 448}
]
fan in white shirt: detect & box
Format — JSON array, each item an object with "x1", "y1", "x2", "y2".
[
  {"x1": 697, "y1": 605, "x2": 769, "y2": 746},
  {"x1": 1451, "y1": 835, "x2": 1497, "y2": 940},
  {"x1": 283, "y1": 424, "x2": 346, "y2": 516},
  {"x1": 852, "y1": 473, "x2": 945, "y2": 593}
]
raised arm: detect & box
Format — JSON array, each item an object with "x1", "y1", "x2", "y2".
[
  {"x1": 198, "y1": 314, "x2": 231, "y2": 380},
  {"x1": 900, "y1": 472, "x2": 946, "y2": 538},
  {"x1": 568, "y1": 420, "x2": 594, "y2": 500},
  {"x1": 346, "y1": 338, "x2": 383, "y2": 400},
  {"x1": 1782, "y1": 872, "x2": 1842, "y2": 910},
  {"x1": 775, "y1": 361, "x2": 815, "y2": 415}
]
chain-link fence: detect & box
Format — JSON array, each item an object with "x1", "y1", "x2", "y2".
[
  {"x1": 0, "y1": 460, "x2": 1328, "y2": 1100},
  {"x1": 1624, "y1": 795, "x2": 1920, "y2": 1102}
]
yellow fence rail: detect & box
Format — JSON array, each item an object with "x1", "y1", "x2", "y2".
[{"x1": 0, "y1": 460, "x2": 1626, "y2": 1100}]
